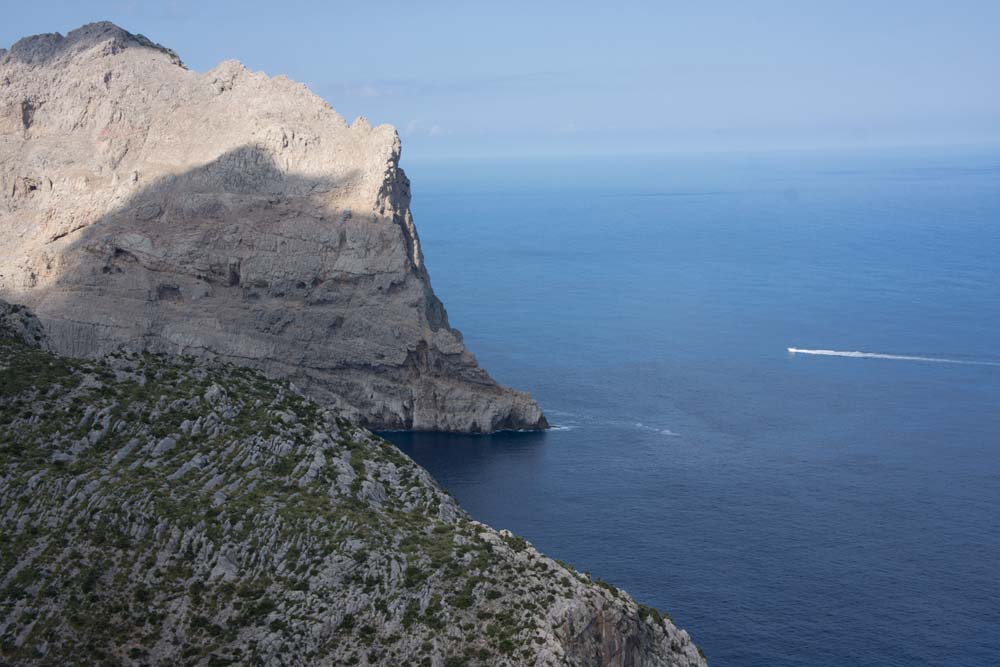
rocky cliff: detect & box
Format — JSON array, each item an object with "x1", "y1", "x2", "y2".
[
  {"x1": 0, "y1": 300, "x2": 706, "y2": 667},
  {"x1": 0, "y1": 22, "x2": 546, "y2": 433}
]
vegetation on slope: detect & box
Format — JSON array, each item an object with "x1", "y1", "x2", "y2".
[{"x1": 0, "y1": 304, "x2": 704, "y2": 667}]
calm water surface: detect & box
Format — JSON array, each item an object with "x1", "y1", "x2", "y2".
[{"x1": 382, "y1": 148, "x2": 1000, "y2": 667}]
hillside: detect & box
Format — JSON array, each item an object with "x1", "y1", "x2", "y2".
[{"x1": 0, "y1": 301, "x2": 705, "y2": 666}]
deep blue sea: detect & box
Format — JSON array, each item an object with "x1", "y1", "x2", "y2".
[{"x1": 382, "y1": 147, "x2": 1000, "y2": 667}]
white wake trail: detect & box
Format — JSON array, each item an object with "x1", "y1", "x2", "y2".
[{"x1": 787, "y1": 347, "x2": 1000, "y2": 367}]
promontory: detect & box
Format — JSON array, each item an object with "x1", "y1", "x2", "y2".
[{"x1": 0, "y1": 22, "x2": 545, "y2": 433}]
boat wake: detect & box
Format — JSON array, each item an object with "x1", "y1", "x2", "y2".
[{"x1": 787, "y1": 347, "x2": 1000, "y2": 367}]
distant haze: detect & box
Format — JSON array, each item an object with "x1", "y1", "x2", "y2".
[{"x1": 4, "y1": 1, "x2": 1000, "y2": 158}]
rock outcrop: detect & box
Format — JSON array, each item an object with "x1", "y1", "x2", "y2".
[
  {"x1": 0, "y1": 299, "x2": 706, "y2": 666},
  {"x1": 0, "y1": 22, "x2": 546, "y2": 433}
]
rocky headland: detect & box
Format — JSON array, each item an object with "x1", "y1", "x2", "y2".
[
  {"x1": 0, "y1": 22, "x2": 708, "y2": 667},
  {"x1": 0, "y1": 22, "x2": 545, "y2": 433}
]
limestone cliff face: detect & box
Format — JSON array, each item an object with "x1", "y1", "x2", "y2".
[
  {"x1": 0, "y1": 22, "x2": 546, "y2": 433},
  {"x1": 0, "y1": 299, "x2": 706, "y2": 667}
]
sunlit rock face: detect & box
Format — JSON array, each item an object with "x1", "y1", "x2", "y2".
[{"x1": 0, "y1": 22, "x2": 546, "y2": 433}]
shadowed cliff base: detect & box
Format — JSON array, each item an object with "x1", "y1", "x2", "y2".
[{"x1": 2, "y1": 142, "x2": 547, "y2": 432}]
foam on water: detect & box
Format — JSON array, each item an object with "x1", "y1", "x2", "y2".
[{"x1": 634, "y1": 422, "x2": 680, "y2": 436}]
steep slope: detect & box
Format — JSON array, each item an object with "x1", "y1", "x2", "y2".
[
  {"x1": 0, "y1": 22, "x2": 545, "y2": 433},
  {"x1": 0, "y1": 300, "x2": 706, "y2": 667}
]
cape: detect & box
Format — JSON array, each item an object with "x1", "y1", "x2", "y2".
[{"x1": 0, "y1": 22, "x2": 546, "y2": 433}]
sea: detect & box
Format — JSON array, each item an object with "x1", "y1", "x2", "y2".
[{"x1": 381, "y1": 146, "x2": 1000, "y2": 667}]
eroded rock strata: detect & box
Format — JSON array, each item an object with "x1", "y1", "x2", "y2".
[
  {"x1": 0, "y1": 300, "x2": 706, "y2": 666},
  {"x1": 0, "y1": 22, "x2": 545, "y2": 433}
]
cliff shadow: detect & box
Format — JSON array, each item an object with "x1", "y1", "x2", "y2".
[
  {"x1": 4, "y1": 143, "x2": 367, "y2": 345},
  {"x1": 2, "y1": 141, "x2": 548, "y2": 433}
]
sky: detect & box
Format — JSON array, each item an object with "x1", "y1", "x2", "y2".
[{"x1": 3, "y1": 1, "x2": 999, "y2": 159}]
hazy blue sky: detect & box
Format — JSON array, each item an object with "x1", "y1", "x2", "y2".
[{"x1": 4, "y1": 1, "x2": 999, "y2": 158}]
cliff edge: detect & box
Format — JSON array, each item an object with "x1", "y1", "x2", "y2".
[{"x1": 0, "y1": 22, "x2": 546, "y2": 433}]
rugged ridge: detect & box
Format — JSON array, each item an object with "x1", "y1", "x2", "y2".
[
  {"x1": 0, "y1": 299, "x2": 706, "y2": 666},
  {"x1": 0, "y1": 22, "x2": 546, "y2": 433}
]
